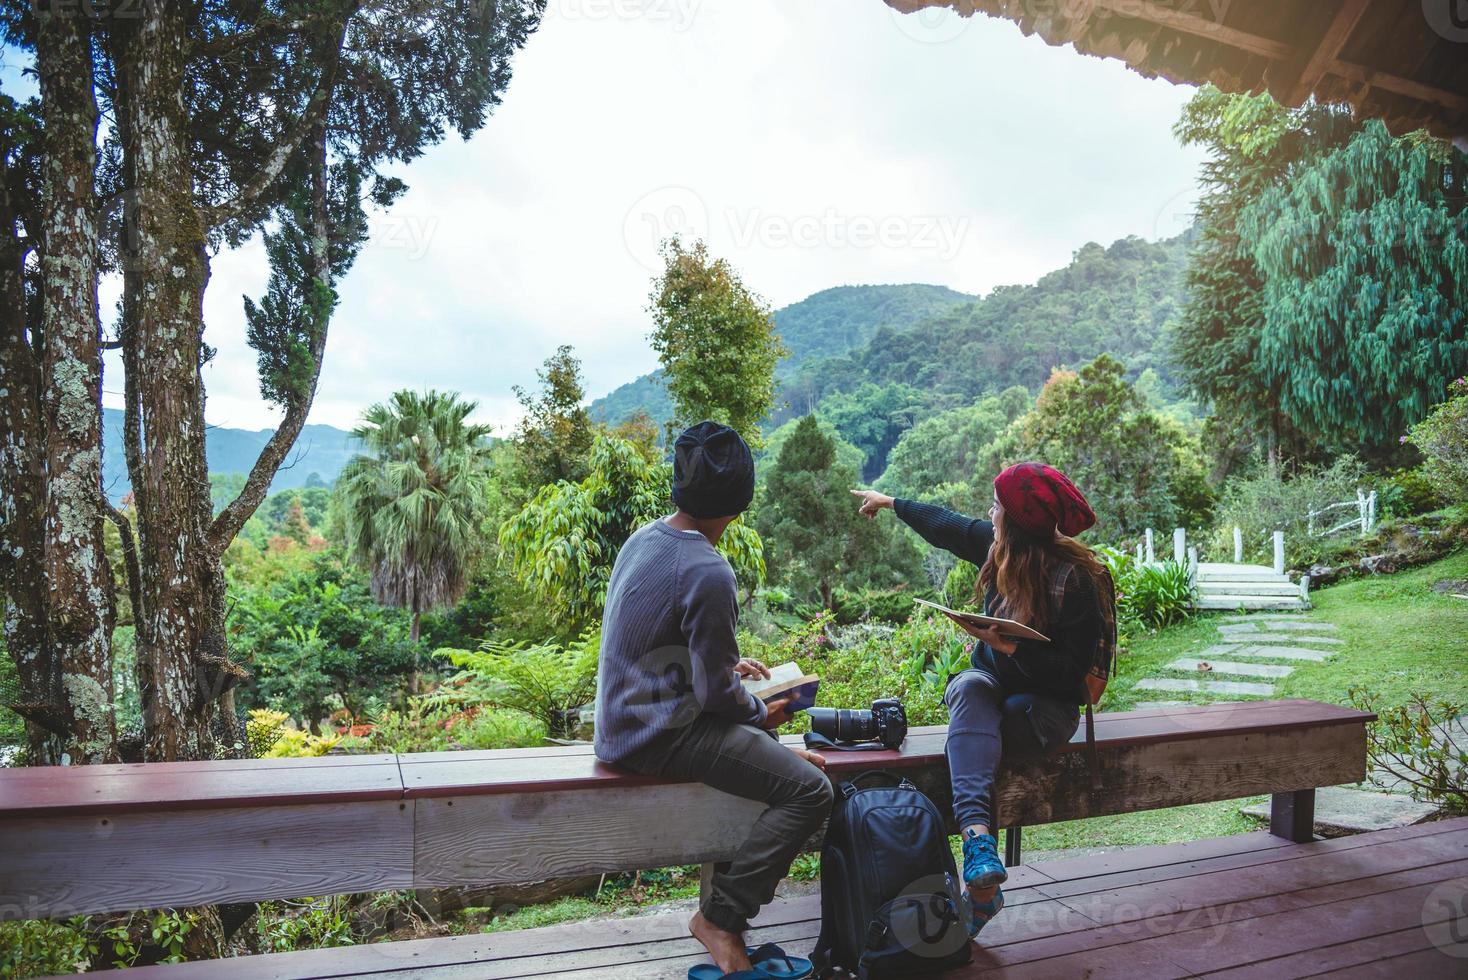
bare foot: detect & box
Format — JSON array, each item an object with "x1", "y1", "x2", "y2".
[
  {"x1": 689, "y1": 911, "x2": 752, "y2": 975},
  {"x1": 969, "y1": 883, "x2": 998, "y2": 904}
]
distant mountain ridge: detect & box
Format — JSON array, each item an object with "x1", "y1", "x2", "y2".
[
  {"x1": 588, "y1": 283, "x2": 977, "y2": 426},
  {"x1": 589, "y1": 233, "x2": 1193, "y2": 431},
  {"x1": 102, "y1": 408, "x2": 357, "y2": 501}
]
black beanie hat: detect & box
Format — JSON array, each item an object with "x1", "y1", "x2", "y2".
[{"x1": 671, "y1": 421, "x2": 756, "y2": 519}]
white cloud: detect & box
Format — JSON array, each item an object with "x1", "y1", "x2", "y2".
[{"x1": 102, "y1": 0, "x2": 1207, "y2": 436}]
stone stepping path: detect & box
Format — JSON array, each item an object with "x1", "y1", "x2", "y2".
[
  {"x1": 1131, "y1": 611, "x2": 1344, "y2": 710},
  {"x1": 1136, "y1": 677, "x2": 1277, "y2": 697},
  {"x1": 1218, "y1": 620, "x2": 1337, "y2": 634},
  {"x1": 1213, "y1": 632, "x2": 1344, "y2": 645},
  {"x1": 1165, "y1": 657, "x2": 1295, "y2": 679},
  {"x1": 1199, "y1": 644, "x2": 1334, "y2": 662}
]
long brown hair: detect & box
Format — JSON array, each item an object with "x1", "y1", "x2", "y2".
[{"x1": 976, "y1": 507, "x2": 1115, "y2": 634}]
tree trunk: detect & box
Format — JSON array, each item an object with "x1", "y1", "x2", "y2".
[
  {"x1": 36, "y1": 4, "x2": 117, "y2": 764},
  {"x1": 0, "y1": 117, "x2": 59, "y2": 765},
  {"x1": 114, "y1": 3, "x2": 225, "y2": 761},
  {"x1": 410, "y1": 610, "x2": 422, "y2": 695}
]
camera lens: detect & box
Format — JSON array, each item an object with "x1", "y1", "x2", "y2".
[{"x1": 808, "y1": 707, "x2": 876, "y2": 743}]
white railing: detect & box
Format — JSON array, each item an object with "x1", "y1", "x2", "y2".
[{"x1": 1306, "y1": 489, "x2": 1377, "y2": 538}]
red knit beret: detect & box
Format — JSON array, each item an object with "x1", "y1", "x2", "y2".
[{"x1": 993, "y1": 462, "x2": 1096, "y2": 538}]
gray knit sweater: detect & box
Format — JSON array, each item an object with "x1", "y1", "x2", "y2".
[{"x1": 593, "y1": 519, "x2": 767, "y2": 763}]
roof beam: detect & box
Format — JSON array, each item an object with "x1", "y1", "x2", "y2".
[
  {"x1": 1092, "y1": 0, "x2": 1290, "y2": 60},
  {"x1": 1329, "y1": 60, "x2": 1468, "y2": 113},
  {"x1": 1281, "y1": 0, "x2": 1373, "y2": 108},
  {"x1": 1090, "y1": 0, "x2": 1468, "y2": 116}
]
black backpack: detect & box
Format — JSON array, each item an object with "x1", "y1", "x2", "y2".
[{"x1": 811, "y1": 772, "x2": 972, "y2": 978}]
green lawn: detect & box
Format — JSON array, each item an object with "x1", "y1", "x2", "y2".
[{"x1": 1015, "y1": 547, "x2": 1468, "y2": 854}]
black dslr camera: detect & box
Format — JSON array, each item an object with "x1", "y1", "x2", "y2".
[{"x1": 807, "y1": 697, "x2": 908, "y2": 750}]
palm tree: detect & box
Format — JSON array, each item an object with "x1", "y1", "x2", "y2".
[{"x1": 337, "y1": 390, "x2": 494, "y2": 692}]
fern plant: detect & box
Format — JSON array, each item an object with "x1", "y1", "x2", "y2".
[{"x1": 442, "y1": 630, "x2": 600, "y2": 739}]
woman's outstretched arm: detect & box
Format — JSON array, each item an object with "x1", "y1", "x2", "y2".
[{"x1": 854, "y1": 490, "x2": 994, "y2": 568}]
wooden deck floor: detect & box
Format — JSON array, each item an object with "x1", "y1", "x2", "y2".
[{"x1": 100, "y1": 817, "x2": 1468, "y2": 979}]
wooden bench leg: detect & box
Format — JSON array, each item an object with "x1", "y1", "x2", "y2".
[
  {"x1": 1270, "y1": 788, "x2": 1316, "y2": 842},
  {"x1": 1005, "y1": 826, "x2": 1023, "y2": 867}
]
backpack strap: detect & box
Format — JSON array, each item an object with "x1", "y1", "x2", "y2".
[{"x1": 1085, "y1": 702, "x2": 1101, "y2": 791}]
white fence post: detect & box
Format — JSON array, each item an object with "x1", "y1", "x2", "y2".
[
  {"x1": 1233, "y1": 526, "x2": 1243, "y2": 563},
  {"x1": 1273, "y1": 531, "x2": 1286, "y2": 575},
  {"x1": 1135, "y1": 541, "x2": 1143, "y2": 564},
  {"x1": 1173, "y1": 528, "x2": 1186, "y2": 565},
  {"x1": 1145, "y1": 528, "x2": 1155, "y2": 564}
]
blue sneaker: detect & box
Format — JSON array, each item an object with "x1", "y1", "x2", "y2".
[
  {"x1": 967, "y1": 885, "x2": 1005, "y2": 938},
  {"x1": 961, "y1": 832, "x2": 1008, "y2": 889}
]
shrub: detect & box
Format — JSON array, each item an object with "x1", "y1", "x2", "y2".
[
  {"x1": 246, "y1": 708, "x2": 339, "y2": 758},
  {"x1": 942, "y1": 560, "x2": 980, "y2": 608},
  {"x1": 0, "y1": 918, "x2": 97, "y2": 977},
  {"x1": 1350, "y1": 688, "x2": 1466, "y2": 813},
  {"x1": 1377, "y1": 466, "x2": 1446, "y2": 519},
  {"x1": 830, "y1": 585, "x2": 928, "y2": 625},
  {"x1": 1209, "y1": 456, "x2": 1370, "y2": 566},
  {"x1": 1407, "y1": 377, "x2": 1468, "y2": 506},
  {"x1": 1098, "y1": 548, "x2": 1195, "y2": 634}
]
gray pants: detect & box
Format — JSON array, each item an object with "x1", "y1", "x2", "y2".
[
  {"x1": 621, "y1": 713, "x2": 834, "y2": 933},
  {"x1": 945, "y1": 668, "x2": 1080, "y2": 830}
]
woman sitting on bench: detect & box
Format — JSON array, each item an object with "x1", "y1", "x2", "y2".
[{"x1": 852, "y1": 462, "x2": 1116, "y2": 936}]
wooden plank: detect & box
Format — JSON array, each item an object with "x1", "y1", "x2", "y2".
[
  {"x1": 1122, "y1": 876, "x2": 1468, "y2": 976},
  {"x1": 1198, "y1": 925, "x2": 1449, "y2": 978},
  {"x1": 994, "y1": 724, "x2": 1364, "y2": 828},
  {"x1": 1030, "y1": 817, "x2": 1468, "y2": 901},
  {"x1": 0, "y1": 755, "x2": 404, "y2": 818},
  {"x1": 0, "y1": 800, "x2": 413, "y2": 919}
]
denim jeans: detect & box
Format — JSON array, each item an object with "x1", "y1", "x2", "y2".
[
  {"x1": 620, "y1": 713, "x2": 834, "y2": 933},
  {"x1": 944, "y1": 667, "x2": 1080, "y2": 830}
]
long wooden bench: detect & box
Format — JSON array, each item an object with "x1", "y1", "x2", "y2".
[{"x1": 0, "y1": 699, "x2": 1372, "y2": 927}]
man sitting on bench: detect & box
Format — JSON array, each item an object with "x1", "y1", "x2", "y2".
[{"x1": 595, "y1": 420, "x2": 834, "y2": 976}]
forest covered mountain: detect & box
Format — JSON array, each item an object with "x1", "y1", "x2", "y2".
[
  {"x1": 589, "y1": 283, "x2": 977, "y2": 427},
  {"x1": 592, "y1": 232, "x2": 1193, "y2": 430}
]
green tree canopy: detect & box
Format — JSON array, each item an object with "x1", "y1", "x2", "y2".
[
  {"x1": 817, "y1": 381, "x2": 926, "y2": 482},
  {"x1": 1000, "y1": 355, "x2": 1210, "y2": 542},
  {"x1": 876, "y1": 386, "x2": 1030, "y2": 498},
  {"x1": 498, "y1": 434, "x2": 766, "y2": 626},
  {"x1": 757, "y1": 415, "x2": 921, "y2": 605},
  {"x1": 648, "y1": 238, "x2": 787, "y2": 445},
  {"x1": 1174, "y1": 86, "x2": 1468, "y2": 462},
  {"x1": 512, "y1": 344, "x2": 595, "y2": 489}
]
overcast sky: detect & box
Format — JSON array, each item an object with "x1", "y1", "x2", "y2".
[{"x1": 85, "y1": 0, "x2": 1209, "y2": 434}]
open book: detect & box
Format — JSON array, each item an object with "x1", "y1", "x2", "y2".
[
  {"x1": 740, "y1": 661, "x2": 820, "y2": 713},
  {"x1": 913, "y1": 598, "x2": 1051, "y2": 643}
]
